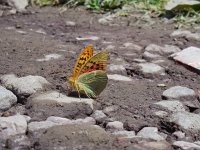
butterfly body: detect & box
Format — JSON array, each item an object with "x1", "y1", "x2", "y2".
[{"x1": 68, "y1": 45, "x2": 108, "y2": 98}]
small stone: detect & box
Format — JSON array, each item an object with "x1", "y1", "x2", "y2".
[
  {"x1": 0, "y1": 86, "x2": 17, "y2": 111},
  {"x1": 170, "y1": 111, "x2": 200, "y2": 131},
  {"x1": 106, "y1": 121, "x2": 124, "y2": 130},
  {"x1": 36, "y1": 53, "x2": 62, "y2": 61},
  {"x1": 123, "y1": 42, "x2": 143, "y2": 53},
  {"x1": 153, "y1": 100, "x2": 186, "y2": 112},
  {"x1": 108, "y1": 74, "x2": 132, "y2": 81},
  {"x1": 108, "y1": 64, "x2": 126, "y2": 73},
  {"x1": 65, "y1": 21, "x2": 76, "y2": 26},
  {"x1": 172, "y1": 131, "x2": 185, "y2": 139},
  {"x1": 137, "y1": 127, "x2": 167, "y2": 141},
  {"x1": 173, "y1": 141, "x2": 200, "y2": 150},
  {"x1": 105, "y1": 45, "x2": 115, "y2": 51},
  {"x1": 133, "y1": 59, "x2": 146, "y2": 63},
  {"x1": 35, "y1": 28, "x2": 46, "y2": 34},
  {"x1": 139, "y1": 141, "x2": 171, "y2": 150},
  {"x1": 0, "y1": 74, "x2": 50, "y2": 99},
  {"x1": 7, "y1": 0, "x2": 28, "y2": 12},
  {"x1": 171, "y1": 30, "x2": 200, "y2": 41},
  {"x1": 143, "y1": 51, "x2": 162, "y2": 61},
  {"x1": 26, "y1": 91, "x2": 93, "y2": 119},
  {"x1": 112, "y1": 130, "x2": 135, "y2": 139},
  {"x1": 136, "y1": 63, "x2": 165, "y2": 78},
  {"x1": 76, "y1": 36, "x2": 99, "y2": 41},
  {"x1": 157, "y1": 84, "x2": 166, "y2": 87},
  {"x1": 0, "y1": 115, "x2": 27, "y2": 139},
  {"x1": 162, "y1": 86, "x2": 196, "y2": 100},
  {"x1": 98, "y1": 14, "x2": 116, "y2": 26},
  {"x1": 92, "y1": 110, "x2": 107, "y2": 123},
  {"x1": 103, "y1": 105, "x2": 119, "y2": 115},
  {"x1": 28, "y1": 121, "x2": 56, "y2": 133}
]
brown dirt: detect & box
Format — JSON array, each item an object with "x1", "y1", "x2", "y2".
[{"x1": 0, "y1": 6, "x2": 200, "y2": 149}]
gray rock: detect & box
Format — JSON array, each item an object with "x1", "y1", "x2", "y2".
[
  {"x1": 7, "y1": 135, "x2": 31, "y2": 150},
  {"x1": 108, "y1": 64, "x2": 126, "y2": 73},
  {"x1": 171, "y1": 30, "x2": 200, "y2": 41},
  {"x1": 98, "y1": 14, "x2": 116, "y2": 26},
  {"x1": 143, "y1": 51, "x2": 162, "y2": 61},
  {"x1": 26, "y1": 91, "x2": 94, "y2": 119},
  {"x1": 173, "y1": 141, "x2": 200, "y2": 150},
  {"x1": 103, "y1": 105, "x2": 119, "y2": 115},
  {"x1": 162, "y1": 86, "x2": 196, "y2": 100},
  {"x1": 0, "y1": 86, "x2": 17, "y2": 111},
  {"x1": 76, "y1": 36, "x2": 99, "y2": 41},
  {"x1": 108, "y1": 57, "x2": 127, "y2": 74},
  {"x1": 122, "y1": 42, "x2": 143, "y2": 53},
  {"x1": 136, "y1": 63, "x2": 165, "y2": 78},
  {"x1": 138, "y1": 141, "x2": 172, "y2": 150},
  {"x1": 145, "y1": 44, "x2": 181, "y2": 56},
  {"x1": 154, "y1": 111, "x2": 168, "y2": 118},
  {"x1": 92, "y1": 110, "x2": 107, "y2": 123},
  {"x1": 0, "y1": 115, "x2": 27, "y2": 139},
  {"x1": 65, "y1": 21, "x2": 76, "y2": 26},
  {"x1": 28, "y1": 121, "x2": 57, "y2": 133},
  {"x1": 106, "y1": 121, "x2": 124, "y2": 130},
  {"x1": 6, "y1": 0, "x2": 28, "y2": 12},
  {"x1": 112, "y1": 130, "x2": 136, "y2": 139},
  {"x1": 153, "y1": 100, "x2": 186, "y2": 112},
  {"x1": 108, "y1": 74, "x2": 132, "y2": 81},
  {"x1": 0, "y1": 74, "x2": 50, "y2": 98},
  {"x1": 137, "y1": 127, "x2": 167, "y2": 141},
  {"x1": 170, "y1": 111, "x2": 200, "y2": 131},
  {"x1": 133, "y1": 59, "x2": 146, "y2": 63},
  {"x1": 172, "y1": 131, "x2": 186, "y2": 139}
]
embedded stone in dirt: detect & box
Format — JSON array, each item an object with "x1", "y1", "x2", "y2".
[
  {"x1": 6, "y1": 0, "x2": 29, "y2": 12},
  {"x1": 0, "y1": 85, "x2": 17, "y2": 111},
  {"x1": 0, "y1": 114, "x2": 27, "y2": 140},
  {"x1": 106, "y1": 121, "x2": 124, "y2": 130},
  {"x1": 26, "y1": 91, "x2": 94, "y2": 120},
  {"x1": 172, "y1": 131, "x2": 185, "y2": 140},
  {"x1": 30, "y1": 124, "x2": 113, "y2": 150},
  {"x1": 153, "y1": 100, "x2": 186, "y2": 112},
  {"x1": 92, "y1": 110, "x2": 107, "y2": 123},
  {"x1": 108, "y1": 74, "x2": 132, "y2": 81},
  {"x1": 137, "y1": 127, "x2": 167, "y2": 141},
  {"x1": 76, "y1": 36, "x2": 100, "y2": 41},
  {"x1": 0, "y1": 74, "x2": 50, "y2": 99},
  {"x1": 36, "y1": 53, "x2": 62, "y2": 62},
  {"x1": 170, "y1": 111, "x2": 200, "y2": 132},
  {"x1": 162, "y1": 86, "x2": 196, "y2": 101},
  {"x1": 143, "y1": 51, "x2": 163, "y2": 61},
  {"x1": 112, "y1": 130, "x2": 136, "y2": 139},
  {"x1": 171, "y1": 30, "x2": 200, "y2": 41},
  {"x1": 122, "y1": 42, "x2": 143, "y2": 53},
  {"x1": 135, "y1": 63, "x2": 165, "y2": 78},
  {"x1": 138, "y1": 141, "x2": 172, "y2": 150},
  {"x1": 173, "y1": 141, "x2": 200, "y2": 150}
]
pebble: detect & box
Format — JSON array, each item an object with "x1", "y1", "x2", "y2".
[
  {"x1": 7, "y1": 0, "x2": 28, "y2": 12},
  {"x1": 153, "y1": 100, "x2": 186, "y2": 112},
  {"x1": 106, "y1": 121, "x2": 124, "y2": 130},
  {"x1": 143, "y1": 51, "x2": 162, "y2": 61},
  {"x1": 162, "y1": 86, "x2": 196, "y2": 100},
  {"x1": 76, "y1": 36, "x2": 99, "y2": 41},
  {"x1": 172, "y1": 131, "x2": 186, "y2": 140},
  {"x1": 0, "y1": 74, "x2": 50, "y2": 98},
  {"x1": 91, "y1": 110, "x2": 107, "y2": 123},
  {"x1": 103, "y1": 105, "x2": 119, "y2": 115},
  {"x1": 122, "y1": 42, "x2": 143, "y2": 53},
  {"x1": 171, "y1": 30, "x2": 200, "y2": 41},
  {"x1": 137, "y1": 127, "x2": 167, "y2": 141},
  {"x1": 173, "y1": 141, "x2": 200, "y2": 150},
  {"x1": 65, "y1": 21, "x2": 76, "y2": 26},
  {"x1": 108, "y1": 74, "x2": 132, "y2": 81},
  {"x1": 0, "y1": 115, "x2": 27, "y2": 139},
  {"x1": 0, "y1": 86, "x2": 17, "y2": 111},
  {"x1": 112, "y1": 130, "x2": 136, "y2": 139},
  {"x1": 98, "y1": 14, "x2": 116, "y2": 26},
  {"x1": 36, "y1": 53, "x2": 62, "y2": 61}
]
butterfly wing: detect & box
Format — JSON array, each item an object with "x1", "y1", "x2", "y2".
[
  {"x1": 79, "y1": 50, "x2": 107, "y2": 74},
  {"x1": 72, "y1": 44, "x2": 94, "y2": 78},
  {"x1": 77, "y1": 70, "x2": 108, "y2": 98}
]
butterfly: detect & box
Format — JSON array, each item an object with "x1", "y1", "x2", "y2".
[{"x1": 68, "y1": 44, "x2": 108, "y2": 98}]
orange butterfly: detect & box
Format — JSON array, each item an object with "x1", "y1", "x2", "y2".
[{"x1": 68, "y1": 45, "x2": 108, "y2": 98}]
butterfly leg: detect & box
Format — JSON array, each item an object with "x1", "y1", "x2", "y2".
[{"x1": 75, "y1": 84, "x2": 81, "y2": 99}]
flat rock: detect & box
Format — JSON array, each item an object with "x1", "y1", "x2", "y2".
[
  {"x1": 26, "y1": 91, "x2": 94, "y2": 119},
  {"x1": 108, "y1": 74, "x2": 132, "y2": 81},
  {"x1": 162, "y1": 86, "x2": 196, "y2": 100},
  {"x1": 0, "y1": 86, "x2": 17, "y2": 111},
  {"x1": 122, "y1": 42, "x2": 143, "y2": 53},
  {"x1": 172, "y1": 46, "x2": 200, "y2": 71},
  {"x1": 36, "y1": 53, "x2": 62, "y2": 61},
  {"x1": 171, "y1": 30, "x2": 200, "y2": 41},
  {"x1": 31, "y1": 124, "x2": 113, "y2": 150},
  {"x1": 0, "y1": 115, "x2": 27, "y2": 139},
  {"x1": 173, "y1": 141, "x2": 200, "y2": 150},
  {"x1": 0, "y1": 74, "x2": 50, "y2": 98},
  {"x1": 76, "y1": 36, "x2": 99, "y2": 41},
  {"x1": 137, "y1": 127, "x2": 167, "y2": 141},
  {"x1": 170, "y1": 111, "x2": 200, "y2": 131},
  {"x1": 136, "y1": 63, "x2": 165, "y2": 78},
  {"x1": 143, "y1": 51, "x2": 162, "y2": 61},
  {"x1": 7, "y1": 135, "x2": 31, "y2": 150},
  {"x1": 112, "y1": 130, "x2": 136, "y2": 139},
  {"x1": 138, "y1": 141, "x2": 171, "y2": 150},
  {"x1": 153, "y1": 100, "x2": 186, "y2": 112},
  {"x1": 106, "y1": 121, "x2": 124, "y2": 130},
  {"x1": 7, "y1": 0, "x2": 28, "y2": 12}
]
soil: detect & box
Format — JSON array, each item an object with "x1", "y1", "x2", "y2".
[{"x1": 0, "y1": 5, "x2": 200, "y2": 149}]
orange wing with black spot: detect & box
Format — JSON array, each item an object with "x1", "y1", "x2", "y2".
[{"x1": 72, "y1": 44, "x2": 93, "y2": 78}]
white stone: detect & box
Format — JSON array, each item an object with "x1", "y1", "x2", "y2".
[
  {"x1": 170, "y1": 111, "x2": 200, "y2": 131},
  {"x1": 106, "y1": 121, "x2": 124, "y2": 130},
  {"x1": 65, "y1": 21, "x2": 76, "y2": 26},
  {"x1": 92, "y1": 110, "x2": 107, "y2": 123},
  {"x1": 143, "y1": 51, "x2": 162, "y2": 61},
  {"x1": 28, "y1": 121, "x2": 56, "y2": 133},
  {"x1": 112, "y1": 130, "x2": 135, "y2": 138},
  {"x1": 162, "y1": 86, "x2": 196, "y2": 100},
  {"x1": 0, "y1": 115, "x2": 27, "y2": 139},
  {"x1": 76, "y1": 36, "x2": 99, "y2": 41},
  {"x1": 108, "y1": 64, "x2": 126, "y2": 72},
  {"x1": 154, "y1": 100, "x2": 185, "y2": 112},
  {"x1": 0, "y1": 74, "x2": 50, "y2": 97},
  {"x1": 154, "y1": 111, "x2": 168, "y2": 118},
  {"x1": 36, "y1": 53, "x2": 62, "y2": 61},
  {"x1": 172, "y1": 46, "x2": 200, "y2": 71},
  {"x1": 7, "y1": 0, "x2": 28, "y2": 12},
  {"x1": 173, "y1": 141, "x2": 200, "y2": 150},
  {"x1": 172, "y1": 131, "x2": 185, "y2": 139},
  {"x1": 108, "y1": 74, "x2": 132, "y2": 81},
  {"x1": 137, "y1": 127, "x2": 167, "y2": 141},
  {"x1": 0, "y1": 86, "x2": 17, "y2": 111},
  {"x1": 171, "y1": 30, "x2": 200, "y2": 41},
  {"x1": 123, "y1": 42, "x2": 142, "y2": 52}
]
